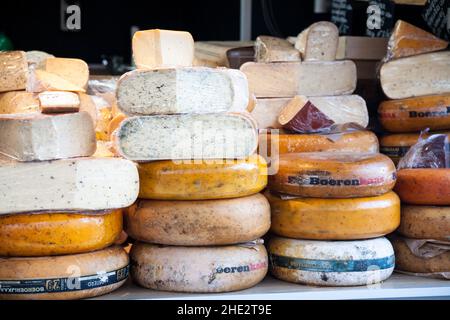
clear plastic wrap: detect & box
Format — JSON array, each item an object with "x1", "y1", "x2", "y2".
[{"x1": 0, "y1": 51, "x2": 28, "y2": 92}]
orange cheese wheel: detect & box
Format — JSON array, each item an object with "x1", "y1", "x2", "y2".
[
  {"x1": 0, "y1": 210, "x2": 123, "y2": 257},
  {"x1": 398, "y1": 205, "x2": 450, "y2": 241},
  {"x1": 269, "y1": 152, "x2": 396, "y2": 198},
  {"x1": 378, "y1": 95, "x2": 450, "y2": 133},
  {"x1": 259, "y1": 130, "x2": 379, "y2": 157},
  {"x1": 395, "y1": 169, "x2": 450, "y2": 205},
  {"x1": 0, "y1": 246, "x2": 129, "y2": 300},
  {"x1": 266, "y1": 190, "x2": 400, "y2": 240},
  {"x1": 124, "y1": 194, "x2": 271, "y2": 246},
  {"x1": 137, "y1": 154, "x2": 267, "y2": 200}
]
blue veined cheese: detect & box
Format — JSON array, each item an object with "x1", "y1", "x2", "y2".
[
  {"x1": 117, "y1": 67, "x2": 249, "y2": 115},
  {"x1": 269, "y1": 237, "x2": 395, "y2": 286}
]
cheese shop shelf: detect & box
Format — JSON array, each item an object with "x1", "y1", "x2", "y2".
[{"x1": 97, "y1": 274, "x2": 450, "y2": 300}]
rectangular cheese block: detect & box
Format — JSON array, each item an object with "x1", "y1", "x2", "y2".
[
  {"x1": 240, "y1": 60, "x2": 356, "y2": 98},
  {"x1": 295, "y1": 22, "x2": 339, "y2": 61},
  {"x1": 44, "y1": 58, "x2": 89, "y2": 90},
  {"x1": 133, "y1": 29, "x2": 194, "y2": 69},
  {"x1": 336, "y1": 36, "x2": 389, "y2": 60},
  {"x1": 0, "y1": 112, "x2": 96, "y2": 161},
  {"x1": 380, "y1": 51, "x2": 450, "y2": 99},
  {"x1": 0, "y1": 157, "x2": 139, "y2": 214},
  {"x1": 114, "y1": 113, "x2": 258, "y2": 161},
  {"x1": 117, "y1": 68, "x2": 249, "y2": 115},
  {"x1": 255, "y1": 36, "x2": 301, "y2": 62},
  {"x1": 0, "y1": 51, "x2": 28, "y2": 92},
  {"x1": 251, "y1": 95, "x2": 368, "y2": 129},
  {"x1": 38, "y1": 91, "x2": 80, "y2": 113},
  {"x1": 0, "y1": 91, "x2": 40, "y2": 114}
]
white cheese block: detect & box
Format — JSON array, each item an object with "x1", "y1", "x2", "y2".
[
  {"x1": 0, "y1": 51, "x2": 28, "y2": 92},
  {"x1": 130, "y1": 242, "x2": 268, "y2": 293},
  {"x1": 38, "y1": 91, "x2": 80, "y2": 113},
  {"x1": 117, "y1": 67, "x2": 249, "y2": 115},
  {"x1": 269, "y1": 236, "x2": 395, "y2": 286},
  {"x1": 132, "y1": 29, "x2": 194, "y2": 69},
  {"x1": 240, "y1": 61, "x2": 356, "y2": 98},
  {"x1": 295, "y1": 22, "x2": 339, "y2": 61},
  {"x1": 114, "y1": 113, "x2": 258, "y2": 161},
  {"x1": 0, "y1": 157, "x2": 139, "y2": 214},
  {"x1": 255, "y1": 36, "x2": 301, "y2": 62},
  {"x1": 0, "y1": 112, "x2": 96, "y2": 161},
  {"x1": 380, "y1": 51, "x2": 450, "y2": 100}
]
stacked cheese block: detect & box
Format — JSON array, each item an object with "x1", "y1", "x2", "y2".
[
  {"x1": 378, "y1": 20, "x2": 450, "y2": 164},
  {"x1": 0, "y1": 51, "x2": 139, "y2": 300},
  {"x1": 114, "y1": 29, "x2": 270, "y2": 293}
]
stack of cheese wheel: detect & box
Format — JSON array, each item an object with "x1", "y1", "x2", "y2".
[
  {"x1": 267, "y1": 152, "x2": 399, "y2": 286},
  {"x1": 113, "y1": 29, "x2": 269, "y2": 293},
  {"x1": 0, "y1": 51, "x2": 138, "y2": 300},
  {"x1": 378, "y1": 20, "x2": 450, "y2": 165}
]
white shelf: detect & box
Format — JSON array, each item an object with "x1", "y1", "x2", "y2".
[{"x1": 95, "y1": 273, "x2": 450, "y2": 300}]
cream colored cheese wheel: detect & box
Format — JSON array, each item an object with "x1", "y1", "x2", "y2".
[
  {"x1": 0, "y1": 246, "x2": 129, "y2": 300},
  {"x1": 130, "y1": 242, "x2": 268, "y2": 293},
  {"x1": 269, "y1": 236, "x2": 394, "y2": 286},
  {"x1": 125, "y1": 193, "x2": 270, "y2": 246}
]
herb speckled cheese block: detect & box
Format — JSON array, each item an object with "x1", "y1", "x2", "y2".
[
  {"x1": 0, "y1": 51, "x2": 28, "y2": 92},
  {"x1": 266, "y1": 190, "x2": 400, "y2": 240},
  {"x1": 125, "y1": 194, "x2": 270, "y2": 246},
  {"x1": 398, "y1": 205, "x2": 450, "y2": 241},
  {"x1": 0, "y1": 210, "x2": 122, "y2": 257},
  {"x1": 0, "y1": 112, "x2": 96, "y2": 161},
  {"x1": 269, "y1": 153, "x2": 396, "y2": 198},
  {"x1": 0, "y1": 91, "x2": 40, "y2": 114},
  {"x1": 255, "y1": 36, "x2": 301, "y2": 63},
  {"x1": 0, "y1": 246, "x2": 129, "y2": 300},
  {"x1": 378, "y1": 95, "x2": 450, "y2": 132},
  {"x1": 269, "y1": 237, "x2": 395, "y2": 286},
  {"x1": 380, "y1": 51, "x2": 450, "y2": 100},
  {"x1": 138, "y1": 154, "x2": 267, "y2": 200},
  {"x1": 115, "y1": 114, "x2": 258, "y2": 161},
  {"x1": 130, "y1": 242, "x2": 268, "y2": 293},
  {"x1": 294, "y1": 21, "x2": 339, "y2": 61},
  {"x1": 0, "y1": 157, "x2": 139, "y2": 215},
  {"x1": 117, "y1": 68, "x2": 248, "y2": 115}
]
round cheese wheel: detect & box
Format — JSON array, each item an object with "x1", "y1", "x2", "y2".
[
  {"x1": 398, "y1": 205, "x2": 450, "y2": 241},
  {"x1": 266, "y1": 191, "x2": 400, "y2": 240},
  {"x1": 269, "y1": 152, "x2": 396, "y2": 198},
  {"x1": 0, "y1": 210, "x2": 123, "y2": 257},
  {"x1": 392, "y1": 237, "x2": 450, "y2": 274},
  {"x1": 395, "y1": 169, "x2": 450, "y2": 205},
  {"x1": 378, "y1": 95, "x2": 450, "y2": 133},
  {"x1": 131, "y1": 242, "x2": 268, "y2": 293},
  {"x1": 260, "y1": 130, "x2": 379, "y2": 157},
  {"x1": 125, "y1": 194, "x2": 271, "y2": 246},
  {"x1": 0, "y1": 246, "x2": 129, "y2": 300},
  {"x1": 268, "y1": 236, "x2": 394, "y2": 286},
  {"x1": 137, "y1": 154, "x2": 267, "y2": 200}
]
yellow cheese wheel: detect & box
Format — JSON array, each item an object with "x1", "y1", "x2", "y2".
[
  {"x1": 130, "y1": 241, "x2": 268, "y2": 293},
  {"x1": 138, "y1": 154, "x2": 267, "y2": 200},
  {"x1": 0, "y1": 210, "x2": 123, "y2": 257},
  {"x1": 125, "y1": 194, "x2": 270, "y2": 246},
  {"x1": 269, "y1": 152, "x2": 396, "y2": 198},
  {"x1": 398, "y1": 205, "x2": 450, "y2": 241},
  {"x1": 0, "y1": 246, "x2": 129, "y2": 300},
  {"x1": 266, "y1": 190, "x2": 400, "y2": 240}
]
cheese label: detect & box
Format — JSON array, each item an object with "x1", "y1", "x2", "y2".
[
  {"x1": 379, "y1": 106, "x2": 450, "y2": 119},
  {"x1": 286, "y1": 171, "x2": 396, "y2": 187},
  {"x1": 0, "y1": 265, "x2": 129, "y2": 294},
  {"x1": 270, "y1": 254, "x2": 395, "y2": 272},
  {"x1": 380, "y1": 146, "x2": 411, "y2": 158}
]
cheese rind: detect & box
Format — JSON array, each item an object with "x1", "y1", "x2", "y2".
[
  {"x1": 0, "y1": 51, "x2": 28, "y2": 92},
  {"x1": 0, "y1": 210, "x2": 123, "y2": 256},
  {"x1": 138, "y1": 154, "x2": 267, "y2": 200},
  {"x1": 269, "y1": 237, "x2": 394, "y2": 286},
  {"x1": 266, "y1": 191, "x2": 400, "y2": 240},
  {"x1": 0, "y1": 246, "x2": 129, "y2": 300},
  {"x1": 0, "y1": 112, "x2": 96, "y2": 161},
  {"x1": 130, "y1": 242, "x2": 268, "y2": 293},
  {"x1": 0, "y1": 91, "x2": 40, "y2": 114},
  {"x1": 38, "y1": 91, "x2": 81, "y2": 113},
  {"x1": 295, "y1": 22, "x2": 339, "y2": 61},
  {"x1": 240, "y1": 61, "x2": 356, "y2": 98},
  {"x1": 0, "y1": 157, "x2": 139, "y2": 214},
  {"x1": 255, "y1": 36, "x2": 301, "y2": 62},
  {"x1": 125, "y1": 194, "x2": 270, "y2": 246}
]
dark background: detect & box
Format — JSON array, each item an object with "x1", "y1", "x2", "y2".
[{"x1": 0, "y1": 0, "x2": 427, "y2": 63}]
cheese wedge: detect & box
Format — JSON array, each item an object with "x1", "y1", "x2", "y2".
[
  {"x1": 0, "y1": 112, "x2": 96, "y2": 161},
  {"x1": 0, "y1": 157, "x2": 139, "y2": 214},
  {"x1": 240, "y1": 61, "x2": 356, "y2": 98},
  {"x1": 0, "y1": 91, "x2": 40, "y2": 114},
  {"x1": 117, "y1": 68, "x2": 248, "y2": 115},
  {"x1": 132, "y1": 29, "x2": 194, "y2": 69},
  {"x1": 0, "y1": 51, "x2": 28, "y2": 92},
  {"x1": 25, "y1": 50, "x2": 54, "y2": 69},
  {"x1": 28, "y1": 70, "x2": 85, "y2": 93},
  {"x1": 255, "y1": 36, "x2": 301, "y2": 62},
  {"x1": 380, "y1": 51, "x2": 450, "y2": 99},
  {"x1": 44, "y1": 58, "x2": 89, "y2": 90},
  {"x1": 295, "y1": 21, "x2": 339, "y2": 61},
  {"x1": 38, "y1": 91, "x2": 80, "y2": 113},
  {"x1": 399, "y1": 205, "x2": 450, "y2": 241}
]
